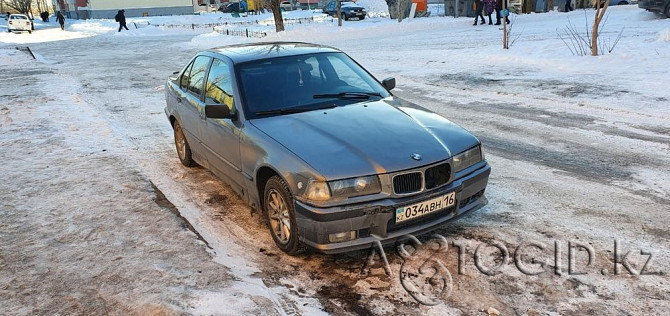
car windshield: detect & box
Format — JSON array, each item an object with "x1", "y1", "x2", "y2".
[{"x1": 237, "y1": 52, "x2": 390, "y2": 118}]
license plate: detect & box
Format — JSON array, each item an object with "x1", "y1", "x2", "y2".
[{"x1": 395, "y1": 192, "x2": 456, "y2": 223}]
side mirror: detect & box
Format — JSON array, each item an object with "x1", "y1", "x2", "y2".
[
  {"x1": 382, "y1": 77, "x2": 396, "y2": 91},
  {"x1": 205, "y1": 104, "x2": 237, "y2": 120}
]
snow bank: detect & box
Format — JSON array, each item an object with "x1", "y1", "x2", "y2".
[
  {"x1": 355, "y1": 0, "x2": 390, "y2": 16},
  {"x1": 189, "y1": 32, "x2": 251, "y2": 49},
  {"x1": 68, "y1": 20, "x2": 118, "y2": 34},
  {"x1": 0, "y1": 48, "x2": 33, "y2": 65}
]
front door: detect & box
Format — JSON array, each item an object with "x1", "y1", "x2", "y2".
[{"x1": 202, "y1": 58, "x2": 243, "y2": 187}]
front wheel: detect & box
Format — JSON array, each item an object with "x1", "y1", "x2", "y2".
[
  {"x1": 264, "y1": 176, "x2": 303, "y2": 255},
  {"x1": 665, "y1": 5, "x2": 670, "y2": 18},
  {"x1": 173, "y1": 120, "x2": 197, "y2": 167}
]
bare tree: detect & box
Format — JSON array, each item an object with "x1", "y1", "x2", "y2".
[
  {"x1": 557, "y1": 11, "x2": 623, "y2": 56},
  {"x1": 5, "y1": 0, "x2": 32, "y2": 15},
  {"x1": 337, "y1": 0, "x2": 342, "y2": 26},
  {"x1": 266, "y1": 0, "x2": 285, "y2": 32},
  {"x1": 591, "y1": 0, "x2": 609, "y2": 56}
]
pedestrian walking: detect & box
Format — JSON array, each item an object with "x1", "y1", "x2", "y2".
[
  {"x1": 495, "y1": 0, "x2": 510, "y2": 25},
  {"x1": 473, "y1": 0, "x2": 485, "y2": 25},
  {"x1": 115, "y1": 9, "x2": 129, "y2": 32},
  {"x1": 56, "y1": 11, "x2": 65, "y2": 30},
  {"x1": 564, "y1": 0, "x2": 573, "y2": 11},
  {"x1": 485, "y1": 0, "x2": 495, "y2": 25}
]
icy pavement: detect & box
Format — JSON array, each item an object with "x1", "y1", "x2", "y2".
[{"x1": 1, "y1": 5, "x2": 669, "y2": 315}]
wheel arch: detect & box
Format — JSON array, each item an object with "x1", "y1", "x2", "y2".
[{"x1": 255, "y1": 165, "x2": 283, "y2": 212}]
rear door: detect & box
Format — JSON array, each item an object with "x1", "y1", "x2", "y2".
[{"x1": 175, "y1": 55, "x2": 212, "y2": 162}]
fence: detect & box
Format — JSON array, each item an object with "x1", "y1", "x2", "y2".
[
  {"x1": 139, "y1": 15, "x2": 339, "y2": 38},
  {"x1": 144, "y1": 15, "x2": 336, "y2": 31},
  {"x1": 214, "y1": 27, "x2": 269, "y2": 38}
]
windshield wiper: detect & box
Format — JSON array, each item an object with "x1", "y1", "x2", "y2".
[
  {"x1": 313, "y1": 91, "x2": 383, "y2": 99},
  {"x1": 255, "y1": 104, "x2": 337, "y2": 116}
]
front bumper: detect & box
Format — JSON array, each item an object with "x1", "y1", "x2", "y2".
[{"x1": 295, "y1": 162, "x2": 491, "y2": 254}]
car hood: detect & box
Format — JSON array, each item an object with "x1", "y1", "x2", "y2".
[{"x1": 250, "y1": 97, "x2": 480, "y2": 180}]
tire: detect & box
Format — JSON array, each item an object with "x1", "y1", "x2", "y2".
[
  {"x1": 28, "y1": 30, "x2": 32, "y2": 34},
  {"x1": 666, "y1": 4, "x2": 670, "y2": 18},
  {"x1": 173, "y1": 120, "x2": 197, "y2": 167},
  {"x1": 263, "y1": 176, "x2": 303, "y2": 255}
]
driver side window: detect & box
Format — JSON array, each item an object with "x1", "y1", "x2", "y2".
[
  {"x1": 205, "y1": 59, "x2": 235, "y2": 113},
  {"x1": 187, "y1": 56, "x2": 211, "y2": 98}
]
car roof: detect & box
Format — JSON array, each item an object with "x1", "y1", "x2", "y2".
[{"x1": 206, "y1": 42, "x2": 342, "y2": 64}]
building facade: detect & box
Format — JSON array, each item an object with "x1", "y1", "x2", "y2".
[{"x1": 54, "y1": 0, "x2": 195, "y2": 19}]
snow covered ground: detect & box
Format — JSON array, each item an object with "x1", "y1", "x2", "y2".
[{"x1": 1, "y1": 5, "x2": 669, "y2": 315}]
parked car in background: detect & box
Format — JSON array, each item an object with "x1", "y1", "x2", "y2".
[
  {"x1": 7, "y1": 14, "x2": 32, "y2": 33},
  {"x1": 323, "y1": 0, "x2": 367, "y2": 20},
  {"x1": 218, "y1": 2, "x2": 241, "y2": 13},
  {"x1": 638, "y1": 0, "x2": 670, "y2": 16},
  {"x1": 600, "y1": 0, "x2": 632, "y2": 5},
  {"x1": 164, "y1": 42, "x2": 490, "y2": 254},
  {"x1": 280, "y1": 1, "x2": 294, "y2": 11}
]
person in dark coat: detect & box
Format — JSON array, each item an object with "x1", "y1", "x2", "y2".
[
  {"x1": 473, "y1": 0, "x2": 485, "y2": 26},
  {"x1": 495, "y1": 0, "x2": 511, "y2": 25},
  {"x1": 484, "y1": 0, "x2": 495, "y2": 25},
  {"x1": 565, "y1": 0, "x2": 573, "y2": 11},
  {"x1": 115, "y1": 10, "x2": 129, "y2": 32},
  {"x1": 56, "y1": 11, "x2": 65, "y2": 30}
]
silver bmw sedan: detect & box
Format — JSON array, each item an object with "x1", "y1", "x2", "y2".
[{"x1": 165, "y1": 42, "x2": 490, "y2": 254}]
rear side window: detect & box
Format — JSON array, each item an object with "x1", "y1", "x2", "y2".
[
  {"x1": 205, "y1": 59, "x2": 235, "y2": 111},
  {"x1": 179, "y1": 61, "x2": 194, "y2": 90},
  {"x1": 186, "y1": 56, "x2": 211, "y2": 98}
]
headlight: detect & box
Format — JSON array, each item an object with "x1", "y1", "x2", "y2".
[
  {"x1": 452, "y1": 146, "x2": 483, "y2": 173},
  {"x1": 304, "y1": 181, "x2": 331, "y2": 201},
  {"x1": 329, "y1": 175, "x2": 381, "y2": 198}
]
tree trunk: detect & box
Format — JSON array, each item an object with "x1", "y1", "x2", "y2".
[
  {"x1": 337, "y1": 0, "x2": 342, "y2": 26},
  {"x1": 591, "y1": 0, "x2": 608, "y2": 56},
  {"x1": 397, "y1": 0, "x2": 405, "y2": 22},
  {"x1": 503, "y1": 0, "x2": 508, "y2": 49},
  {"x1": 269, "y1": 0, "x2": 284, "y2": 32}
]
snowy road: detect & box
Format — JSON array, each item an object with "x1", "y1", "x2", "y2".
[{"x1": 1, "y1": 5, "x2": 669, "y2": 315}]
